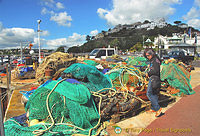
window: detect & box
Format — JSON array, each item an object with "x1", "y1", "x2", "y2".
[
  {"x1": 90, "y1": 49, "x2": 99, "y2": 56},
  {"x1": 96, "y1": 50, "x2": 106, "y2": 58},
  {"x1": 179, "y1": 51, "x2": 184, "y2": 56},
  {"x1": 108, "y1": 50, "x2": 114, "y2": 56},
  {"x1": 99, "y1": 50, "x2": 106, "y2": 56}
]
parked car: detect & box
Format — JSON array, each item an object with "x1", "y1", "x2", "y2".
[
  {"x1": 89, "y1": 48, "x2": 116, "y2": 60},
  {"x1": 162, "y1": 50, "x2": 194, "y2": 64}
]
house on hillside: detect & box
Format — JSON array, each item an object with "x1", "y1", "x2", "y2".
[
  {"x1": 95, "y1": 33, "x2": 104, "y2": 39},
  {"x1": 178, "y1": 23, "x2": 188, "y2": 28},
  {"x1": 154, "y1": 33, "x2": 200, "y2": 53}
]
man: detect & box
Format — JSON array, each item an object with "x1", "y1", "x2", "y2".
[{"x1": 144, "y1": 48, "x2": 163, "y2": 117}]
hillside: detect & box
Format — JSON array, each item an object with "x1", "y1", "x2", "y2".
[{"x1": 68, "y1": 24, "x2": 199, "y2": 53}]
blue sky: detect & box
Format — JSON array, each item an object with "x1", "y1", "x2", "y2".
[{"x1": 0, "y1": 0, "x2": 200, "y2": 49}]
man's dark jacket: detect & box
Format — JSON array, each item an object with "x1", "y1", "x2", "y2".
[{"x1": 147, "y1": 56, "x2": 161, "y2": 94}]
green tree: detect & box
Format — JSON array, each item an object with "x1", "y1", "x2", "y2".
[
  {"x1": 91, "y1": 36, "x2": 95, "y2": 40},
  {"x1": 56, "y1": 46, "x2": 65, "y2": 52},
  {"x1": 109, "y1": 38, "x2": 119, "y2": 47},
  {"x1": 130, "y1": 42, "x2": 143, "y2": 52},
  {"x1": 68, "y1": 46, "x2": 80, "y2": 53},
  {"x1": 86, "y1": 35, "x2": 91, "y2": 42},
  {"x1": 174, "y1": 21, "x2": 181, "y2": 25}
]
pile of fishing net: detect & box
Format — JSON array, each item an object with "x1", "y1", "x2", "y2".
[
  {"x1": 105, "y1": 65, "x2": 150, "y2": 102},
  {"x1": 161, "y1": 60, "x2": 195, "y2": 96},
  {"x1": 105, "y1": 65, "x2": 144, "y2": 91},
  {"x1": 126, "y1": 56, "x2": 148, "y2": 67},
  {"x1": 83, "y1": 60, "x2": 99, "y2": 66},
  {"x1": 106, "y1": 55, "x2": 124, "y2": 62},
  {"x1": 4, "y1": 63, "x2": 113, "y2": 136},
  {"x1": 93, "y1": 90, "x2": 141, "y2": 121},
  {"x1": 36, "y1": 52, "x2": 76, "y2": 80},
  {"x1": 11, "y1": 65, "x2": 35, "y2": 80},
  {"x1": 61, "y1": 63, "x2": 112, "y2": 92}
]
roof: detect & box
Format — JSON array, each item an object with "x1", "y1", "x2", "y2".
[
  {"x1": 169, "y1": 43, "x2": 196, "y2": 48},
  {"x1": 168, "y1": 35, "x2": 182, "y2": 41}
]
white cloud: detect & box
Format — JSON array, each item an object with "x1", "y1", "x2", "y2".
[
  {"x1": 50, "y1": 12, "x2": 72, "y2": 26},
  {"x1": 41, "y1": 30, "x2": 50, "y2": 36},
  {"x1": 41, "y1": 7, "x2": 49, "y2": 15},
  {"x1": 41, "y1": 0, "x2": 64, "y2": 9},
  {"x1": 0, "y1": 22, "x2": 3, "y2": 32},
  {"x1": 0, "y1": 23, "x2": 86, "y2": 49},
  {"x1": 182, "y1": 0, "x2": 200, "y2": 29},
  {"x1": 90, "y1": 30, "x2": 98, "y2": 36},
  {"x1": 46, "y1": 38, "x2": 67, "y2": 48},
  {"x1": 46, "y1": 33, "x2": 86, "y2": 49},
  {"x1": 0, "y1": 27, "x2": 35, "y2": 49},
  {"x1": 41, "y1": 1, "x2": 72, "y2": 27},
  {"x1": 187, "y1": 19, "x2": 200, "y2": 28},
  {"x1": 56, "y1": 2, "x2": 64, "y2": 9},
  {"x1": 195, "y1": 0, "x2": 200, "y2": 6},
  {"x1": 41, "y1": 0, "x2": 55, "y2": 8},
  {"x1": 182, "y1": 7, "x2": 200, "y2": 20},
  {"x1": 97, "y1": 0, "x2": 181, "y2": 26},
  {"x1": 41, "y1": 7, "x2": 55, "y2": 15}
]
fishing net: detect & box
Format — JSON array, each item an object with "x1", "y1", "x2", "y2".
[
  {"x1": 5, "y1": 79, "x2": 100, "y2": 135},
  {"x1": 36, "y1": 52, "x2": 76, "y2": 80},
  {"x1": 106, "y1": 55, "x2": 124, "y2": 63},
  {"x1": 62, "y1": 63, "x2": 112, "y2": 92},
  {"x1": 83, "y1": 60, "x2": 99, "y2": 66},
  {"x1": 160, "y1": 62, "x2": 195, "y2": 96},
  {"x1": 105, "y1": 65, "x2": 144, "y2": 91},
  {"x1": 93, "y1": 90, "x2": 142, "y2": 121},
  {"x1": 4, "y1": 118, "x2": 96, "y2": 136},
  {"x1": 126, "y1": 56, "x2": 148, "y2": 67},
  {"x1": 4, "y1": 63, "x2": 114, "y2": 135}
]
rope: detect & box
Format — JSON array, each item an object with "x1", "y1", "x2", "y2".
[
  {"x1": 88, "y1": 92, "x2": 102, "y2": 136},
  {"x1": 60, "y1": 95, "x2": 66, "y2": 123},
  {"x1": 32, "y1": 78, "x2": 67, "y2": 136}
]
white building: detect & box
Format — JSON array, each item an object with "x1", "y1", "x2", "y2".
[{"x1": 154, "y1": 33, "x2": 200, "y2": 53}]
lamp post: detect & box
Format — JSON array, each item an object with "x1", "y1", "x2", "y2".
[
  {"x1": 20, "y1": 42, "x2": 33, "y2": 64},
  {"x1": 37, "y1": 19, "x2": 41, "y2": 63},
  {"x1": 20, "y1": 42, "x2": 23, "y2": 64}
]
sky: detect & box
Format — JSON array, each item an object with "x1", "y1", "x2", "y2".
[{"x1": 0, "y1": 0, "x2": 200, "y2": 50}]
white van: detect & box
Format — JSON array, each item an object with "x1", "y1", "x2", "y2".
[{"x1": 89, "y1": 48, "x2": 116, "y2": 60}]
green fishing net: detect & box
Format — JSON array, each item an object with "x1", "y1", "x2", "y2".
[
  {"x1": 63, "y1": 63, "x2": 112, "y2": 91},
  {"x1": 4, "y1": 63, "x2": 114, "y2": 136},
  {"x1": 83, "y1": 60, "x2": 99, "y2": 66},
  {"x1": 4, "y1": 118, "x2": 95, "y2": 136},
  {"x1": 5, "y1": 81, "x2": 99, "y2": 136},
  {"x1": 106, "y1": 66, "x2": 143, "y2": 89},
  {"x1": 161, "y1": 62, "x2": 195, "y2": 96},
  {"x1": 126, "y1": 56, "x2": 148, "y2": 66}
]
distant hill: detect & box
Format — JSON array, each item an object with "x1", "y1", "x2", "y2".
[{"x1": 68, "y1": 23, "x2": 200, "y2": 53}]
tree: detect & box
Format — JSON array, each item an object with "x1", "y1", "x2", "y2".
[
  {"x1": 109, "y1": 38, "x2": 119, "y2": 47},
  {"x1": 130, "y1": 42, "x2": 143, "y2": 52},
  {"x1": 91, "y1": 36, "x2": 95, "y2": 40},
  {"x1": 143, "y1": 20, "x2": 150, "y2": 24},
  {"x1": 174, "y1": 21, "x2": 181, "y2": 25},
  {"x1": 68, "y1": 46, "x2": 81, "y2": 53},
  {"x1": 56, "y1": 46, "x2": 65, "y2": 52},
  {"x1": 86, "y1": 35, "x2": 91, "y2": 42}
]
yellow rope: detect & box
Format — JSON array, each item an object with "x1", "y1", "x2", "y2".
[
  {"x1": 88, "y1": 92, "x2": 103, "y2": 136},
  {"x1": 60, "y1": 95, "x2": 66, "y2": 123},
  {"x1": 32, "y1": 78, "x2": 67, "y2": 136}
]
